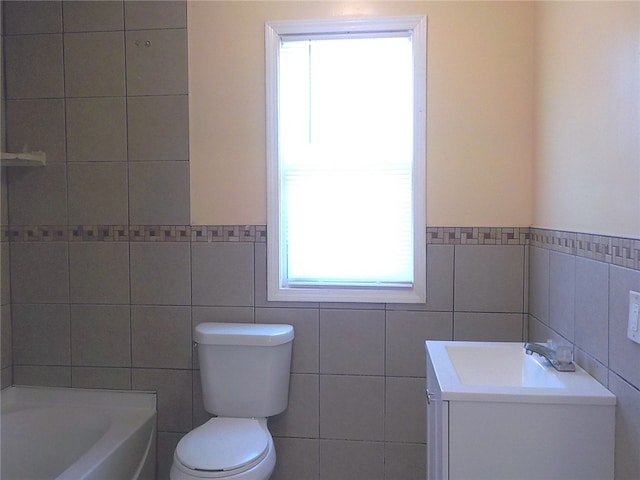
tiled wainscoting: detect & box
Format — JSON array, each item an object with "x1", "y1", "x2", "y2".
[
  {"x1": 1, "y1": 225, "x2": 530, "y2": 480},
  {"x1": 529, "y1": 228, "x2": 640, "y2": 478}
]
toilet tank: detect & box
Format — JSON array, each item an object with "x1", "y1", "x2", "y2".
[{"x1": 194, "y1": 323, "x2": 294, "y2": 418}]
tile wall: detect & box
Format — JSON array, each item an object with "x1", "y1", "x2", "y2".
[
  {"x1": 529, "y1": 228, "x2": 640, "y2": 478},
  {"x1": 1, "y1": 1, "x2": 637, "y2": 480},
  {"x1": 0, "y1": 3, "x2": 529, "y2": 479}
]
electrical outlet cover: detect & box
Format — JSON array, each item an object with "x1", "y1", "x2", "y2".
[{"x1": 628, "y1": 290, "x2": 640, "y2": 344}]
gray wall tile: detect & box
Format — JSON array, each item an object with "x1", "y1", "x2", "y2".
[
  {"x1": 125, "y1": 29, "x2": 188, "y2": 95},
  {"x1": 272, "y1": 437, "x2": 319, "y2": 480},
  {"x1": 68, "y1": 162, "x2": 128, "y2": 225},
  {"x1": 69, "y1": 242, "x2": 130, "y2": 304},
  {"x1": 269, "y1": 373, "x2": 319, "y2": 438},
  {"x1": 4, "y1": 0, "x2": 63, "y2": 34},
  {"x1": 385, "y1": 310, "x2": 452, "y2": 377},
  {"x1": 10, "y1": 242, "x2": 69, "y2": 304},
  {"x1": 12, "y1": 303, "x2": 70, "y2": 365},
  {"x1": 319, "y1": 440, "x2": 384, "y2": 480},
  {"x1": 319, "y1": 375, "x2": 384, "y2": 441},
  {"x1": 6, "y1": 99, "x2": 66, "y2": 162},
  {"x1": 72, "y1": 367, "x2": 131, "y2": 390},
  {"x1": 63, "y1": 0, "x2": 124, "y2": 32},
  {"x1": 130, "y1": 242, "x2": 191, "y2": 305},
  {"x1": 4, "y1": 34, "x2": 64, "y2": 99},
  {"x1": 131, "y1": 305, "x2": 191, "y2": 369},
  {"x1": 124, "y1": 1, "x2": 186, "y2": 30},
  {"x1": 127, "y1": 95, "x2": 189, "y2": 161},
  {"x1": 528, "y1": 246, "x2": 550, "y2": 325},
  {"x1": 319, "y1": 308, "x2": 384, "y2": 375},
  {"x1": 574, "y1": 257, "x2": 609, "y2": 363},
  {"x1": 13, "y1": 365, "x2": 70, "y2": 387},
  {"x1": 549, "y1": 251, "x2": 575, "y2": 341},
  {"x1": 256, "y1": 307, "x2": 319, "y2": 374},
  {"x1": 609, "y1": 373, "x2": 640, "y2": 479},
  {"x1": 66, "y1": 97, "x2": 127, "y2": 162},
  {"x1": 70, "y1": 304, "x2": 130, "y2": 367},
  {"x1": 1, "y1": 305, "x2": 12, "y2": 369},
  {"x1": 453, "y1": 312, "x2": 524, "y2": 342},
  {"x1": 384, "y1": 443, "x2": 426, "y2": 480},
  {"x1": 385, "y1": 377, "x2": 425, "y2": 443},
  {"x1": 132, "y1": 368, "x2": 192, "y2": 432},
  {"x1": 64, "y1": 31, "x2": 126, "y2": 97},
  {"x1": 608, "y1": 265, "x2": 640, "y2": 390},
  {"x1": 128, "y1": 161, "x2": 190, "y2": 224},
  {"x1": 191, "y1": 242, "x2": 254, "y2": 307},
  {"x1": 1, "y1": 243, "x2": 10, "y2": 305},
  {"x1": 8, "y1": 164, "x2": 68, "y2": 225},
  {"x1": 454, "y1": 245, "x2": 525, "y2": 313}
]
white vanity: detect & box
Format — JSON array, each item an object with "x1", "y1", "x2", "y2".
[{"x1": 425, "y1": 341, "x2": 616, "y2": 480}]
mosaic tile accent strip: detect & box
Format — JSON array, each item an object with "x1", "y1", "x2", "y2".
[
  {"x1": 426, "y1": 227, "x2": 529, "y2": 245},
  {"x1": 531, "y1": 228, "x2": 640, "y2": 271}
]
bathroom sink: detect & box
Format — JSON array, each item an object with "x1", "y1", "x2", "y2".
[{"x1": 426, "y1": 341, "x2": 616, "y2": 404}]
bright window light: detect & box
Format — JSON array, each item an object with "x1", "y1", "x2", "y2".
[{"x1": 266, "y1": 16, "x2": 426, "y2": 303}]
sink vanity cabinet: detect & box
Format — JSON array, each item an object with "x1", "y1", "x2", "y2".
[{"x1": 425, "y1": 341, "x2": 616, "y2": 480}]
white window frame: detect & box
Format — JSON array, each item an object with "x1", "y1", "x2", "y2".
[{"x1": 265, "y1": 15, "x2": 427, "y2": 303}]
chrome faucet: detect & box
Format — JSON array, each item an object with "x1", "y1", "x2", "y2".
[{"x1": 524, "y1": 342, "x2": 575, "y2": 372}]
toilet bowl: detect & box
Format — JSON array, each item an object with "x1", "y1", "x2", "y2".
[
  {"x1": 169, "y1": 322, "x2": 294, "y2": 480},
  {"x1": 170, "y1": 417, "x2": 275, "y2": 480}
]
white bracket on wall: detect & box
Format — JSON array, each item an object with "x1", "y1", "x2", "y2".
[{"x1": 0, "y1": 151, "x2": 47, "y2": 167}]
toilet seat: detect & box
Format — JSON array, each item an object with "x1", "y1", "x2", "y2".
[{"x1": 174, "y1": 417, "x2": 270, "y2": 477}]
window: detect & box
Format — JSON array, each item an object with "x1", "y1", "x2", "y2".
[{"x1": 265, "y1": 16, "x2": 426, "y2": 303}]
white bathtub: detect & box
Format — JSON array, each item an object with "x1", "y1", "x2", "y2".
[{"x1": 1, "y1": 386, "x2": 157, "y2": 480}]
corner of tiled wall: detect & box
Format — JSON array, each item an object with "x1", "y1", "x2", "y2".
[{"x1": 528, "y1": 228, "x2": 640, "y2": 476}]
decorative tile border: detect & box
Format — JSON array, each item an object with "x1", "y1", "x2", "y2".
[
  {"x1": 531, "y1": 228, "x2": 640, "y2": 271},
  {"x1": 2, "y1": 225, "x2": 268, "y2": 243},
  {"x1": 2, "y1": 224, "x2": 637, "y2": 270},
  {"x1": 3, "y1": 225, "x2": 528, "y2": 245},
  {"x1": 426, "y1": 227, "x2": 529, "y2": 245}
]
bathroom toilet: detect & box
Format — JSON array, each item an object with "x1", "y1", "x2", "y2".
[{"x1": 170, "y1": 322, "x2": 294, "y2": 480}]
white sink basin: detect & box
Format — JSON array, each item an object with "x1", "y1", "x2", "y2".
[
  {"x1": 445, "y1": 343, "x2": 564, "y2": 388},
  {"x1": 426, "y1": 341, "x2": 616, "y2": 404}
]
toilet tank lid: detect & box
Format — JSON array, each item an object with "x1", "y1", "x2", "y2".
[{"x1": 195, "y1": 322, "x2": 294, "y2": 346}]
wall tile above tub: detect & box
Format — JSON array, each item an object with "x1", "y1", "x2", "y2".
[
  {"x1": 124, "y1": 0, "x2": 186, "y2": 30},
  {"x1": 3, "y1": 34, "x2": 64, "y2": 99},
  {"x1": 62, "y1": 0, "x2": 124, "y2": 33},
  {"x1": 68, "y1": 162, "x2": 128, "y2": 225},
  {"x1": 69, "y1": 242, "x2": 130, "y2": 304},
  {"x1": 64, "y1": 31, "x2": 126, "y2": 97},
  {"x1": 8, "y1": 164, "x2": 68, "y2": 225},
  {"x1": 5, "y1": 98, "x2": 66, "y2": 162},
  {"x1": 12, "y1": 303, "x2": 70, "y2": 365},
  {"x1": 70, "y1": 304, "x2": 131, "y2": 367},
  {"x1": 10, "y1": 242, "x2": 69, "y2": 304},
  {"x1": 128, "y1": 161, "x2": 190, "y2": 225},
  {"x1": 131, "y1": 305, "x2": 191, "y2": 369},
  {"x1": 66, "y1": 97, "x2": 127, "y2": 162},
  {"x1": 3, "y1": 0, "x2": 63, "y2": 35},
  {"x1": 130, "y1": 242, "x2": 191, "y2": 305},
  {"x1": 127, "y1": 95, "x2": 189, "y2": 161},
  {"x1": 125, "y1": 29, "x2": 188, "y2": 96}
]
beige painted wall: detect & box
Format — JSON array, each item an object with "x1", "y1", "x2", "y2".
[
  {"x1": 534, "y1": 1, "x2": 640, "y2": 239},
  {"x1": 189, "y1": 1, "x2": 534, "y2": 226}
]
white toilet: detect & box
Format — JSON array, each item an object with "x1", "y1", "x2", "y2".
[{"x1": 170, "y1": 322, "x2": 295, "y2": 480}]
